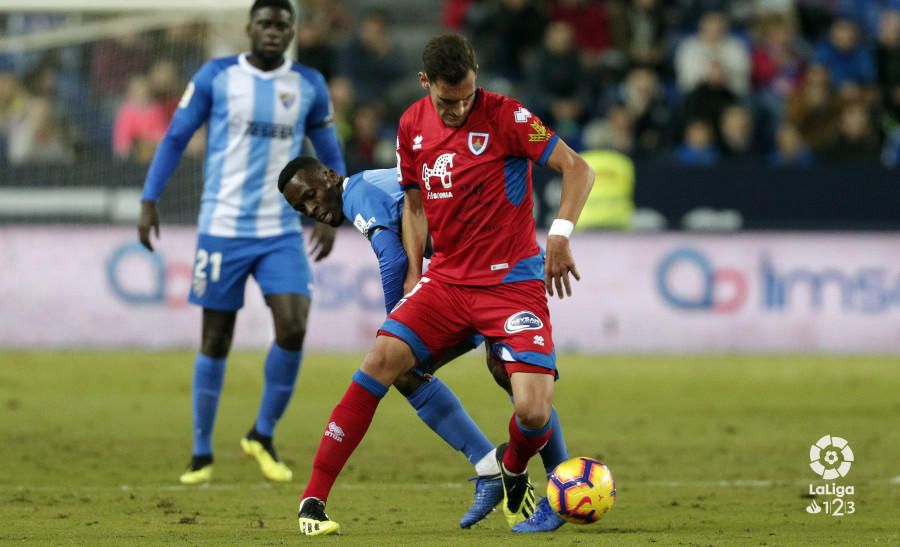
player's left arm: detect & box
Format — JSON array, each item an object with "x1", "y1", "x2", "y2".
[
  {"x1": 543, "y1": 139, "x2": 594, "y2": 299},
  {"x1": 370, "y1": 229, "x2": 409, "y2": 315},
  {"x1": 306, "y1": 68, "x2": 347, "y2": 261}
]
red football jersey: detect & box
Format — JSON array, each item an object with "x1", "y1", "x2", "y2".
[{"x1": 397, "y1": 89, "x2": 560, "y2": 286}]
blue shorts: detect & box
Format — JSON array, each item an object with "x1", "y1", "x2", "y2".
[{"x1": 188, "y1": 232, "x2": 312, "y2": 311}]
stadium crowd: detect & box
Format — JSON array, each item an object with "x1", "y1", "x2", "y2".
[{"x1": 2, "y1": 0, "x2": 900, "y2": 171}]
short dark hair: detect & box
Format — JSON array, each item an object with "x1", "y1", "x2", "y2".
[
  {"x1": 422, "y1": 34, "x2": 477, "y2": 84},
  {"x1": 278, "y1": 156, "x2": 321, "y2": 193},
  {"x1": 250, "y1": 0, "x2": 295, "y2": 20}
]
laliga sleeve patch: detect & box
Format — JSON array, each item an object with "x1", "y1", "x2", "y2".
[
  {"x1": 527, "y1": 120, "x2": 552, "y2": 142},
  {"x1": 178, "y1": 82, "x2": 195, "y2": 109},
  {"x1": 504, "y1": 311, "x2": 544, "y2": 333}
]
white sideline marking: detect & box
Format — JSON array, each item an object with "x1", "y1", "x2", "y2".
[{"x1": 3, "y1": 478, "x2": 898, "y2": 493}]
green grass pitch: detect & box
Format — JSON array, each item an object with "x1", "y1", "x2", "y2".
[{"x1": 1, "y1": 352, "x2": 898, "y2": 545}]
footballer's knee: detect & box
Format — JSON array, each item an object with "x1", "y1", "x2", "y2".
[
  {"x1": 268, "y1": 294, "x2": 309, "y2": 350},
  {"x1": 274, "y1": 319, "x2": 306, "y2": 350},
  {"x1": 510, "y1": 373, "x2": 554, "y2": 429},
  {"x1": 514, "y1": 402, "x2": 552, "y2": 430},
  {"x1": 201, "y1": 310, "x2": 236, "y2": 358},
  {"x1": 360, "y1": 335, "x2": 416, "y2": 386},
  {"x1": 392, "y1": 372, "x2": 425, "y2": 398}
]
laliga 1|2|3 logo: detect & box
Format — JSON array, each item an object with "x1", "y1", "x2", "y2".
[{"x1": 805, "y1": 435, "x2": 856, "y2": 517}]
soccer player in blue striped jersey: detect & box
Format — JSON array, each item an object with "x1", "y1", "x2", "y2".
[
  {"x1": 138, "y1": 0, "x2": 345, "y2": 485},
  {"x1": 277, "y1": 156, "x2": 570, "y2": 532}
]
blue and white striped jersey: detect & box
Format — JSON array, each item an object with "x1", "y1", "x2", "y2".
[
  {"x1": 142, "y1": 53, "x2": 344, "y2": 238},
  {"x1": 341, "y1": 168, "x2": 404, "y2": 239}
]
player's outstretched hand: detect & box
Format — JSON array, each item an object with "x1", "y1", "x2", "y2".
[
  {"x1": 309, "y1": 222, "x2": 337, "y2": 262},
  {"x1": 545, "y1": 235, "x2": 580, "y2": 299},
  {"x1": 138, "y1": 200, "x2": 160, "y2": 252}
]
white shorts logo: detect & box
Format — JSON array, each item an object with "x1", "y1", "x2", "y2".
[
  {"x1": 504, "y1": 311, "x2": 543, "y2": 333},
  {"x1": 324, "y1": 421, "x2": 345, "y2": 442},
  {"x1": 809, "y1": 435, "x2": 853, "y2": 479}
]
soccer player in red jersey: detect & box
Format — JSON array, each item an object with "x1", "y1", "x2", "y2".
[{"x1": 297, "y1": 34, "x2": 594, "y2": 536}]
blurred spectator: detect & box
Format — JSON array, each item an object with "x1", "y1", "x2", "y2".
[
  {"x1": 442, "y1": 0, "x2": 473, "y2": 30},
  {"x1": 296, "y1": 17, "x2": 336, "y2": 81},
  {"x1": 300, "y1": 0, "x2": 353, "y2": 40},
  {"x1": 785, "y1": 64, "x2": 841, "y2": 151},
  {"x1": 0, "y1": 70, "x2": 27, "y2": 163},
  {"x1": 813, "y1": 18, "x2": 875, "y2": 90},
  {"x1": 681, "y1": 60, "x2": 739, "y2": 127},
  {"x1": 549, "y1": 0, "x2": 613, "y2": 62},
  {"x1": 336, "y1": 10, "x2": 405, "y2": 106},
  {"x1": 344, "y1": 104, "x2": 381, "y2": 170},
  {"x1": 875, "y1": 10, "x2": 900, "y2": 101},
  {"x1": 328, "y1": 76, "x2": 355, "y2": 143},
  {"x1": 751, "y1": 14, "x2": 806, "y2": 97},
  {"x1": 753, "y1": 0, "x2": 795, "y2": 17},
  {"x1": 676, "y1": 119, "x2": 720, "y2": 165},
  {"x1": 112, "y1": 76, "x2": 170, "y2": 163},
  {"x1": 145, "y1": 60, "x2": 180, "y2": 113},
  {"x1": 769, "y1": 122, "x2": 814, "y2": 166},
  {"x1": 609, "y1": 0, "x2": 668, "y2": 71},
  {"x1": 162, "y1": 24, "x2": 207, "y2": 83},
  {"x1": 7, "y1": 63, "x2": 76, "y2": 165},
  {"x1": 823, "y1": 101, "x2": 880, "y2": 162},
  {"x1": 467, "y1": 0, "x2": 546, "y2": 81},
  {"x1": 578, "y1": 148, "x2": 635, "y2": 230},
  {"x1": 676, "y1": 10, "x2": 751, "y2": 95},
  {"x1": 617, "y1": 67, "x2": 671, "y2": 156},
  {"x1": 719, "y1": 104, "x2": 759, "y2": 161},
  {"x1": 343, "y1": 104, "x2": 394, "y2": 171},
  {"x1": 526, "y1": 22, "x2": 587, "y2": 125},
  {"x1": 583, "y1": 103, "x2": 634, "y2": 153},
  {"x1": 90, "y1": 33, "x2": 153, "y2": 99}
]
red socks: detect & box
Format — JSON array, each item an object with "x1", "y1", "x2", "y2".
[
  {"x1": 301, "y1": 380, "x2": 383, "y2": 502},
  {"x1": 502, "y1": 413, "x2": 553, "y2": 474}
]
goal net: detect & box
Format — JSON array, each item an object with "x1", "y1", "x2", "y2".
[{"x1": 0, "y1": 2, "x2": 256, "y2": 226}]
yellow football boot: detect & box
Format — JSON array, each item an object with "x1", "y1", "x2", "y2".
[
  {"x1": 298, "y1": 498, "x2": 341, "y2": 536},
  {"x1": 240, "y1": 437, "x2": 293, "y2": 482},
  {"x1": 179, "y1": 463, "x2": 212, "y2": 485},
  {"x1": 495, "y1": 443, "x2": 536, "y2": 528}
]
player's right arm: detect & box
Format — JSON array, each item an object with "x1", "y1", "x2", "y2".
[
  {"x1": 400, "y1": 188, "x2": 427, "y2": 294},
  {"x1": 396, "y1": 124, "x2": 427, "y2": 294},
  {"x1": 138, "y1": 61, "x2": 216, "y2": 251}
]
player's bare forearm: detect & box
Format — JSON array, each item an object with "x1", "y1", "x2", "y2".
[
  {"x1": 401, "y1": 188, "x2": 427, "y2": 292},
  {"x1": 545, "y1": 139, "x2": 594, "y2": 224},
  {"x1": 544, "y1": 140, "x2": 593, "y2": 299}
]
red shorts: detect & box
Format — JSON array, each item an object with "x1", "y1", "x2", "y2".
[{"x1": 378, "y1": 277, "x2": 556, "y2": 374}]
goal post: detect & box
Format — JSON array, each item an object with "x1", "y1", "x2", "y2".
[{"x1": 0, "y1": 2, "x2": 281, "y2": 225}]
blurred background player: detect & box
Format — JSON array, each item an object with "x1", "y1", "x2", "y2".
[
  {"x1": 278, "y1": 155, "x2": 571, "y2": 528},
  {"x1": 136, "y1": 0, "x2": 345, "y2": 485},
  {"x1": 294, "y1": 34, "x2": 593, "y2": 536}
]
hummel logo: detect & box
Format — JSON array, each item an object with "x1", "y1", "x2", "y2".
[
  {"x1": 514, "y1": 107, "x2": 532, "y2": 123},
  {"x1": 533, "y1": 335, "x2": 545, "y2": 346},
  {"x1": 324, "y1": 421, "x2": 345, "y2": 442},
  {"x1": 413, "y1": 135, "x2": 423, "y2": 150}
]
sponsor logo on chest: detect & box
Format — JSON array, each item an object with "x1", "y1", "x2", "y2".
[{"x1": 422, "y1": 152, "x2": 455, "y2": 199}]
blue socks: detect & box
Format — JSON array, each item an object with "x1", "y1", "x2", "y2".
[
  {"x1": 539, "y1": 406, "x2": 569, "y2": 476},
  {"x1": 192, "y1": 353, "x2": 227, "y2": 456},
  {"x1": 254, "y1": 343, "x2": 302, "y2": 437},
  {"x1": 406, "y1": 377, "x2": 494, "y2": 466}
]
